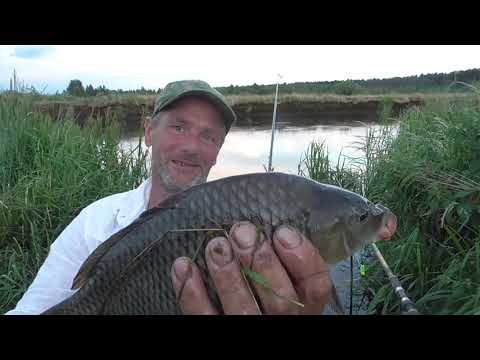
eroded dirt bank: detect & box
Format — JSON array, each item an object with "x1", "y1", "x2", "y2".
[{"x1": 35, "y1": 98, "x2": 425, "y2": 131}]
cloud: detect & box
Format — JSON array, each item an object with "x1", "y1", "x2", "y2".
[
  {"x1": 1, "y1": 45, "x2": 480, "y2": 95},
  {"x1": 13, "y1": 45, "x2": 55, "y2": 59}
]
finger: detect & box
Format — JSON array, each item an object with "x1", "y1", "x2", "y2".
[
  {"x1": 171, "y1": 257, "x2": 219, "y2": 315},
  {"x1": 205, "y1": 237, "x2": 261, "y2": 315},
  {"x1": 229, "y1": 222, "x2": 301, "y2": 315},
  {"x1": 272, "y1": 225, "x2": 333, "y2": 315}
]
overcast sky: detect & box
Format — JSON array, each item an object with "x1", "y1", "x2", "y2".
[{"x1": 1, "y1": 45, "x2": 479, "y2": 94}]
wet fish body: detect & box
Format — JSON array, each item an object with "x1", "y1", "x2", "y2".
[{"x1": 42, "y1": 172, "x2": 396, "y2": 315}]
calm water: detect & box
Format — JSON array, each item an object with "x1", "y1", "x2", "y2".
[
  {"x1": 119, "y1": 120, "x2": 397, "y2": 314},
  {"x1": 120, "y1": 121, "x2": 392, "y2": 180}
]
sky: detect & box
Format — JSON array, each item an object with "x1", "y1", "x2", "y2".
[{"x1": 1, "y1": 45, "x2": 479, "y2": 94}]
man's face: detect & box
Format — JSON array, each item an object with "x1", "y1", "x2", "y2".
[{"x1": 144, "y1": 97, "x2": 226, "y2": 193}]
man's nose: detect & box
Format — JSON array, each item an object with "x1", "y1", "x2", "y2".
[
  {"x1": 179, "y1": 131, "x2": 203, "y2": 153},
  {"x1": 176, "y1": 131, "x2": 218, "y2": 165}
]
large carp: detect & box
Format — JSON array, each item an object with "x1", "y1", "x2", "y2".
[{"x1": 42, "y1": 172, "x2": 397, "y2": 315}]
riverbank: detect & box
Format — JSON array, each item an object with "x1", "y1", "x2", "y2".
[
  {"x1": 32, "y1": 92, "x2": 476, "y2": 131},
  {"x1": 364, "y1": 100, "x2": 480, "y2": 315},
  {"x1": 298, "y1": 95, "x2": 480, "y2": 314}
]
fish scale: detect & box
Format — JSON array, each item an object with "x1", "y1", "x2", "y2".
[{"x1": 41, "y1": 172, "x2": 396, "y2": 315}]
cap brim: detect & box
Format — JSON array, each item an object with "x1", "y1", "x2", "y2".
[{"x1": 155, "y1": 89, "x2": 237, "y2": 133}]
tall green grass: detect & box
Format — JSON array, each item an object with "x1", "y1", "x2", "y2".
[
  {"x1": 298, "y1": 97, "x2": 480, "y2": 315},
  {"x1": 0, "y1": 94, "x2": 149, "y2": 314}
]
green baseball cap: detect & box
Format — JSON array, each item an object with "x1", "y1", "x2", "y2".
[{"x1": 152, "y1": 80, "x2": 237, "y2": 133}]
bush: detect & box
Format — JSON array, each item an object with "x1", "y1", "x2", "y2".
[
  {"x1": 66, "y1": 79, "x2": 85, "y2": 97},
  {"x1": 333, "y1": 80, "x2": 363, "y2": 95}
]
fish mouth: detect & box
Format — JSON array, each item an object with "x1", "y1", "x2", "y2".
[
  {"x1": 377, "y1": 213, "x2": 397, "y2": 241},
  {"x1": 372, "y1": 203, "x2": 390, "y2": 216}
]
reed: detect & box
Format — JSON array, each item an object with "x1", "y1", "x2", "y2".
[
  {"x1": 298, "y1": 95, "x2": 480, "y2": 314},
  {"x1": 0, "y1": 94, "x2": 149, "y2": 314}
]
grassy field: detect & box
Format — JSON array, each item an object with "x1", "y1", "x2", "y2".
[
  {"x1": 298, "y1": 95, "x2": 480, "y2": 314},
  {"x1": 32, "y1": 92, "x2": 477, "y2": 107},
  {"x1": 0, "y1": 94, "x2": 149, "y2": 314}
]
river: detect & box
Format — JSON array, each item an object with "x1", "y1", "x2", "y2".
[{"x1": 119, "y1": 119, "x2": 397, "y2": 314}]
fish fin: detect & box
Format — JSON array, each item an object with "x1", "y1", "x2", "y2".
[
  {"x1": 72, "y1": 223, "x2": 142, "y2": 290},
  {"x1": 328, "y1": 283, "x2": 346, "y2": 315},
  {"x1": 71, "y1": 191, "x2": 194, "y2": 290},
  {"x1": 99, "y1": 230, "x2": 171, "y2": 313},
  {"x1": 100, "y1": 225, "x2": 216, "y2": 313},
  {"x1": 101, "y1": 225, "x2": 215, "y2": 313},
  {"x1": 71, "y1": 205, "x2": 180, "y2": 290}
]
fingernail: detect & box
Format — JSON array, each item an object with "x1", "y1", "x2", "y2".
[
  {"x1": 172, "y1": 257, "x2": 192, "y2": 282},
  {"x1": 232, "y1": 222, "x2": 258, "y2": 249},
  {"x1": 208, "y1": 237, "x2": 233, "y2": 267},
  {"x1": 275, "y1": 225, "x2": 302, "y2": 249}
]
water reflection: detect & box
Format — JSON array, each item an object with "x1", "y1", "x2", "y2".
[{"x1": 119, "y1": 120, "x2": 396, "y2": 182}]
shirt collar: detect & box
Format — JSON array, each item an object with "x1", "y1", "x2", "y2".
[{"x1": 115, "y1": 177, "x2": 152, "y2": 228}]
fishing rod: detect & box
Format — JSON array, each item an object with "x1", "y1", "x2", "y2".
[
  {"x1": 267, "y1": 74, "x2": 282, "y2": 172},
  {"x1": 370, "y1": 243, "x2": 421, "y2": 315},
  {"x1": 264, "y1": 75, "x2": 418, "y2": 316},
  {"x1": 354, "y1": 130, "x2": 420, "y2": 315},
  {"x1": 266, "y1": 75, "x2": 356, "y2": 315}
]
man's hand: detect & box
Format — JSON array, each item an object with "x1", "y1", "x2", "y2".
[{"x1": 171, "y1": 221, "x2": 333, "y2": 315}]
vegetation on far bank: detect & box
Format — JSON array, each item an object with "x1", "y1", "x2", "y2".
[
  {"x1": 5, "y1": 67, "x2": 480, "y2": 108},
  {"x1": 218, "y1": 68, "x2": 480, "y2": 96}
]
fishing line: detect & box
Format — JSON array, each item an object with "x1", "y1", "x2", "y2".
[
  {"x1": 267, "y1": 74, "x2": 282, "y2": 172},
  {"x1": 349, "y1": 255, "x2": 353, "y2": 315}
]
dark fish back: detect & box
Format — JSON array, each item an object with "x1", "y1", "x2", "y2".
[{"x1": 43, "y1": 173, "x2": 316, "y2": 315}]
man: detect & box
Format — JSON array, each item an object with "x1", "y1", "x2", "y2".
[{"x1": 6, "y1": 80, "x2": 333, "y2": 315}]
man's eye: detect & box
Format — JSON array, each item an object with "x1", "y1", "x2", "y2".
[
  {"x1": 173, "y1": 125, "x2": 184, "y2": 133},
  {"x1": 205, "y1": 135, "x2": 216, "y2": 143},
  {"x1": 199, "y1": 132, "x2": 215, "y2": 144}
]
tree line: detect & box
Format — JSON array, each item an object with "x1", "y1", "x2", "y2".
[
  {"x1": 64, "y1": 80, "x2": 160, "y2": 97},
  {"x1": 216, "y1": 68, "x2": 480, "y2": 96},
  {"x1": 64, "y1": 68, "x2": 480, "y2": 97}
]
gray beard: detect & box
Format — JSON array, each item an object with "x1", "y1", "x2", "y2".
[{"x1": 154, "y1": 163, "x2": 208, "y2": 194}]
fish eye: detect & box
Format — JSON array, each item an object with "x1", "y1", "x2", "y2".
[{"x1": 359, "y1": 212, "x2": 369, "y2": 223}]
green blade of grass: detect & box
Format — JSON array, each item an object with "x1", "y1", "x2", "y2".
[{"x1": 241, "y1": 267, "x2": 305, "y2": 308}]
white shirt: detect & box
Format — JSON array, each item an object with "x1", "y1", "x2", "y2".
[{"x1": 5, "y1": 177, "x2": 152, "y2": 315}]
